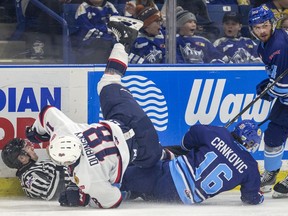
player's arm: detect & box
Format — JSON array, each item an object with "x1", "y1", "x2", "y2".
[
  {"x1": 26, "y1": 105, "x2": 74, "y2": 143},
  {"x1": 181, "y1": 125, "x2": 215, "y2": 151},
  {"x1": 240, "y1": 168, "x2": 264, "y2": 205},
  {"x1": 258, "y1": 35, "x2": 288, "y2": 101},
  {"x1": 59, "y1": 181, "x2": 123, "y2": 208},
  {"x1": 240, "y1": 191, "x2": 264, "y2": 205}
]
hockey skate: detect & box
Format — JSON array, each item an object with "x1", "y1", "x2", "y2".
[
  {"x1": 108, "y1": 16, "x2": 143, "y2": 53},
  {"x1": 272, "y1": 175, "x2": 288, "y2": 198},
  {"x1": 260, "y1": 169, "x2": 280, "y2": 193}
]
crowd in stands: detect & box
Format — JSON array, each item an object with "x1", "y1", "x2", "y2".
[{"x1": 0, "y1": 0, "x2": 287, "y2": 64}]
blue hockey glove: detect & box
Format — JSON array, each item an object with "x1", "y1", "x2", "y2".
[
  {"x1": 256, "y1": 78, "x2": 270, "y2": 95},
  {"x1": 25, "y1": 126, "x2": 50, "y2": 143},
  {"x1": 241, "y1": 192, "x2": 264, "y2": 205},
  {"x1": 59, "y1": 190, "x2": 79, "y2": 207},
  {"x1": 256, "y1": 79, "x2": 274, "y2": 101}
]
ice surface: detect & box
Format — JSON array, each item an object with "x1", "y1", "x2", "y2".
[{"x1": 0, "y1": 191, "x2": 287, "y2": 216}]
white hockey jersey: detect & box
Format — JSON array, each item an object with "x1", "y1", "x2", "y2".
[{"x1": 32, "y1": 106, "x2": 130, "y2": 208}]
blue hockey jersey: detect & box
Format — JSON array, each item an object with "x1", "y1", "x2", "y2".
[
  {"x1": 176, "y1": 35, "x2": 229, "y2": 64},
  {"x1": 129, "y1": 28, "x2": 166, "y2": 64},
  {"x1": 75, "y1": 1, "x2": 119, "y2": 45},
  {"x1": 121, "y1": 124, "x2": 263, "y2": 205},
  {"x1": 258, "y1": 29, "x2": 288, "y2": 104},
  {"x1": 213, "y1": 36, "x2": 262, "y2": 63}
]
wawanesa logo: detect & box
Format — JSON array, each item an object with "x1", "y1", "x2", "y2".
[{"x1": 185, "y1": 79, "x2": 273, "y2": 125}]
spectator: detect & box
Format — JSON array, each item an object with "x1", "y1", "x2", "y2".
[
  {"x1": 176, "y1": 7, "x2": 228, "y2": 64},
  {"x1": 129, "y1": 5, "x2": 165, "y2": 64},
  {"x1": 161, "y1": 0, "x2": 217, "y2": 38},
  {"x1": 17, "y1": 0, "x2": 83, "y2": 60},
  {"x1": 237, "y1": 0, "x2": 251, "y2": 5},
  {"x1": 255, "y1": 0, "x2": 288, "y2": 28},
  {"x1": 171, "y1": 0, "x2": 220, "y2": 42},
  {"x1": 125, "y1": 0, "x2": 159, "y2": 17},
  {"x1": 213, "y1": 11, "x2": 261, "y2": 63},
  {"x1": 281, "y1": 16, "x2": 288, "y2": 30},
  {"x1": 136, "y1": 0, "x2": 158, "y2": 7},
  {"x1": 74, "y1": 0, "x2": 119, "y2": 64},
  {"x1": 177, "y1": 0, "x2": 211, "y2": 22}
]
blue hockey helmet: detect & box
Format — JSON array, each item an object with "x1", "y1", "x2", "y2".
[
  {"x1": 248, "y1": 5, "x2": 275, "y2": 26},
  {"x1": 232, "y1": 120, "x2": 262, "y2": 153},
  {"x1": 248, "y1": 5, "x2": 276, "y2": 39}
]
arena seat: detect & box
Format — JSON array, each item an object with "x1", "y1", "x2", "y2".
[
  {"x1": 238, "y1": 5, "x2": 253, "y2": 37},
  {"x1": 10, "y1": 0, "x2": 39, "y2": 40},
  {"x1": 62, "y1": 3, "x2": 80, "y2": 36}
]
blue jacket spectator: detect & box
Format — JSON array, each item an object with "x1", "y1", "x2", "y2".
[
  {"x1": 176, "y1": 7, "x2": 228, "y2": 64},
  {"x1": 75, "y1": 0, "x2": 119, "y2": 46},
  {"x1": 129, "y1": 5, "x2": 165, "y2": 64},
  {"x1": 74, "y1": 0, "x2": 119, "y2": 63},
  {"x1": 213, "y1": 11, "x2": 261, "y2": 63}
]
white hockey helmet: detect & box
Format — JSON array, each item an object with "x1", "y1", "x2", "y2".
[{"x1": 48, "y1": 135, "x2": 82, "y2": 166}]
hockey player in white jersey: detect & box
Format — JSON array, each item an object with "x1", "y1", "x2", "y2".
[{"x1": 22, "y1": 17, "x2": 168, "y2": 209}]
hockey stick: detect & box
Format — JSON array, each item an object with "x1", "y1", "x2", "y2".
[
  {"x1": 258, "y1": 118, "x2": 269, "y2": 127},
  {"x1": 225, "y1": 68, "x2": 288, "y2": 128}
]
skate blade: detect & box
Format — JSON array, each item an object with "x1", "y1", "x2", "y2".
[
  {"x1": 109, "y1": 16, "x2": 143, "y2": 31},
  {"x1": 272, "y1": 191, "x2": 288, "y2": 198},
  {"x1": 260, "y1": 185, "x2": 273, "y2": 193}
]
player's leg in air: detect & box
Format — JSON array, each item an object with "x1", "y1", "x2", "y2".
[{"x1": 97, "y1": 17, "x2": 170, "y2": 168}]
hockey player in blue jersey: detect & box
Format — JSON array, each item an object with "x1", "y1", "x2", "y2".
[
  {"x1": 120, "y1": 120, "x2": 264, "y2": 205},
  {"x1": 248, "y1": 5, "x2": 288, "y2": 198},
  {"x1": 213, "y1": 11, "x2": 262, "y2": 64}
]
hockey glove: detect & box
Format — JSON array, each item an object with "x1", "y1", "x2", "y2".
[
  {"x1": 256, "y1": 78, "x2": 274, "y2": 101},
  {"x1": 25, "y1": 126, "x2": 50, "y2": 143},
  {"x1": 59, "y1": 184, "x2": 90, "y2": 207},
  {"x1": 241, "y1": 192, "x2": 264, "y2": 205}
]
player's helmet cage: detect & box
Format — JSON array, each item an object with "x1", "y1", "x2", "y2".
[
  {"x1": 49, "y1": 136, "x2": 82, "y2": 166},
  {"x1": 248, "y1": 4, "x2": 276, "y2": 39},
  {"x1": 1, "y1": 138, "x2": 26, "y2": 169},
  {"x1": 232, "y1": 120, "x2": 262, "y2": 153}
]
